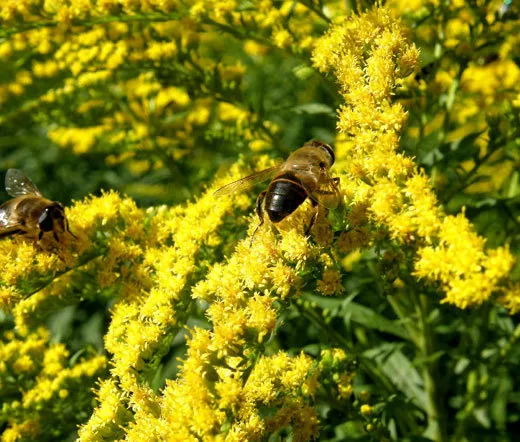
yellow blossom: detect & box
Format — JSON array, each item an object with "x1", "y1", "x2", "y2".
[
  {"x1": 317, "y1": 269, "x2": 344, "y2": 296},
  {"x1": 361, "y1": 404, "x2": 374, "y2": 416}
]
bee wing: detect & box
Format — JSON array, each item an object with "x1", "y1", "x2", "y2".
[
  {"x1": 0, "y1": 201, "x2": 26, "y2": 238},
  {"x1": 306, "y1": 176, "x2": 341, "y2": 209},
  {"x1": 5, "y1": 169, "x2": 43, "y2": 198},
  {"x1": 213, "y1": 165, "x2": 282, "y2": 197}
]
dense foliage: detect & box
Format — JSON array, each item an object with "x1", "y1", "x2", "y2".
[{"x1": 0, "y1": 0, "x2": 519, "y2": 441}]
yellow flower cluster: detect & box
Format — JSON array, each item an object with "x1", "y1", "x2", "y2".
[
  {"x1": 78, "y1": 162, "x2": 275, "y2": 439},
  {"x1": 0, "y1": 0, "x2": 334, "y2": 113},
  {"x1": 74, "y1": 148, "x2": 356, "y2": 439},
  {"x1": 415, "y1": 213, "x2": 515, "y2": 309},
  {"x1": 0, "y1": 0, "x2": 179, "y2": 27},
  {"x1": 0, "y1": 191, "x2": 146, "y2": 333},
  {"x1": 0, "y1": 2, "x2": 518, "y2": 440},
  {"x1": 77, "y1": 379, "x2": 129, "y2": 441},
  {"x1": 1, "y1": 157, "x2": 325, "y2": 440},
  {"x1": 0, "y1": 0, "x2": 331, "y2": 55},
  {"x1": 318, "y1": 348, "x2": 355, "y2": 399},
  {"x1": 312, "y1": 7, "x2": 518, "y2": 311},
  {"x1": 0, "y1": 15, "x2": 276, "y2": 171},
  {"x1": 0, "y1": 327, "x2": 106, "y2": 441},
  {"x1": 135, "y1": 350, "x2": 321, "y2": 441},
  {"x1": 188, "y1": 0, "x2": 324, "y2": 52},
  {"x1": 387, "y1": 0, "x2": 520, "y2": 198}
]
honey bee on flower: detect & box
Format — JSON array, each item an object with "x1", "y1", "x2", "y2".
[
  {"x1": 0, "y1": 169, "x2": 75, "y2": 247},
  {"x1": 214, "y1": 140, "x2": 340, "y2": 240}
]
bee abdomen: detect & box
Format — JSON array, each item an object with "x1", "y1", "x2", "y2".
[{"x1": 265, "y1": 173, "x2": 307, "y2": 223}]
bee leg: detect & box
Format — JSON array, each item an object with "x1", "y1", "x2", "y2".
[
  {"x1": 64, "y1": 218, "x2": 77, "y2": 239},
  {"x1": 250, "y1": 191, "x2": 267, "y2": 247},
  {"x1": 34, "y1": 232, "x2": 45, "y2": 252},
  {"x1": 53, "y1": 232, "x2": 60, "y2": 242},
  {"x1": 305, "y1": 200, "x2": 320, "y2": 236},
  {"x1": 0, "y1": 228, "x2": 25, "y2": 239}
]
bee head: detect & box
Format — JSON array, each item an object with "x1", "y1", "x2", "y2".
[
  {"x1": 38, "y1": 203, "x2": 65, "y2": 232},
  {"x1": 306, "y1": 140, "x2": 335, "y2": 166}
]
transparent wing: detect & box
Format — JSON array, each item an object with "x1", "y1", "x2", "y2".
[
  {"x1": 5, "y1": 169, "x2": 42, "y2": 197},
  {"x1": 0, "y1": 201, "x2": 25, "y2": 237},
  {"x1": 307, "y1": 177, "x2": 341, "y2": 209},
  {"x1": 213, "y1": 165, "x2": 281, "y2": 197},
  {"x1": 0, "y1": 204, "x2": 11, "y2": 228}
]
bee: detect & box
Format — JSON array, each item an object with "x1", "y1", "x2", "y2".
[
  {"x1": 214, "y1": 140, "x2": 340, "y2": 240},
  {"x1": 0, "y1": 169, "x2": 75, "y2": 244}
]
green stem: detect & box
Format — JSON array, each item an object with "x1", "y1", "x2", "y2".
[
  {"x1": 387, "y1": 294, "x2": 419, "y2": 344},
  {"x1": 442, "y1": 146, "x2": 496, "y2": 204},
  {"x1": 417, "y1": 293, "x2": 448, "y2": 442},
  {"x1": 0, "y1": 12, "x2": 182, "y2": 38},
  {"x1": 452, "y1": 304, "x2": 490, "y2": 440},
  {"x1": 23, "y1": 250, "x2": 104, "y2": 298},
  {"x1": 296, "y1": 298, "x2": 420, "y2": 434},
  {"x1": 296, "y1": 1, "x2": 331, "y2": 23},
  {"x1": 296, "y1": 299, "x2": 394, "y2": 389},
  {"x1": 204, "y1": 18, "x2": 274, "y2": 47}
]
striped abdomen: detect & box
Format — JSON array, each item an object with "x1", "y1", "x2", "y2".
[{"x1": 264, "y1": 172, "x2": 308, "y2": 223}]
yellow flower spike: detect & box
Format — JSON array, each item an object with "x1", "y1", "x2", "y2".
[
  {"x1": 41, "y1": 343, "x2": 69, "y2": 376},
  {"x1": 22, "y1": 355, "x2": 107, "y2": 409},
  {"x1": 1, "y1": 328, "x2": 106, "y2": 441},
  {"x1": 269, "y1": 261, "x2": 302, "y2": 299},
  {"x1": 317, "y1": 269, "x2": 344, "y2": 296},
  {"x1": 279, "y1": 228, "x2": 312, "y2": 267},
  {"x1": 245, "y1": 292, "x2": 277, "y2": 343},
  {"x1": 0, "y1": 240, "x2": 38, "y2": 286},
  {"x1": 499, "y1": 283, "x2": 520, "y2": 314},
  {"x1": 0, "y1": 286, "x2": 22, "y2": 310},
  {"x1": 215, "y1": 374, "x2": 244, "y2": 410},
  {"x1": 1, "y1": 420, "x2": 41, "y2": 442},
  {"x1": 312, "y1": 5, "x2": 516, "y2": 310},
  {"x1": 272, "y1": 28, "x2": 293, "y2": 49},
  {"x1": 77, "y1": 379, "x2": 128, "y2": 441},
  {"x1": 280, "y1": 352, "x2": 314, "y2": 390},
  {"x1": 82, "y1": 179, "x2": 244, "y2": 436},
  {"x1": 210, "y1": 307, "x2": 248, "y2": 354}
]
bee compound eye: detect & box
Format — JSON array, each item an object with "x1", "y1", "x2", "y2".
[
  {"x1": 51, "y1": 206, "x2": 64, "y2": 219},
  {"x1": 38, "y1": 209, "x2": 53, "y2": 232}
]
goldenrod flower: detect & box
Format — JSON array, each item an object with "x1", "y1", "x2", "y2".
[
  {"x1": 0, "y1": 1, "x2": 517, "y2": 440},
  {"x1": 312, "y1": 6, "x2": 516, "y2": 311}
]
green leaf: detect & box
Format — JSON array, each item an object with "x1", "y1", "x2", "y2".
[
  {"x1": 507, "y1": 170, "x2": 520, "y2": 198},
  {"x1": 491, "y1": 374, "x2": 513, "y2": 429},
  {"x1": 419, "y1": 129, "x2": 443, "y2": 166},
  {"x1": 344, "y1": 302, "x2": 410, "y2": 340},
  {"x1": 473, "y1": 407, "x2": 491, "y2": 429},
  {"x1": 292, "y1": 65, "x2": 316, "y2": 80},
  {"x1": 401, "y1": 438, "x2": 435, "y2": 442},
  {"x1": 304, "y1": 292, "x2": 348, "y2": 310},
  {"x1": 364, "y1": 344, "x2": 427, "y2": 411},
  {"x1": 305, "y1": 293, "x2": 409, "y2": 339},
  {"x1": 449, "y1": 130, "x2": 486, "y2": 162},
  {"x1": 292, "y1": 103, "x2": 336, "y2": 117}
]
